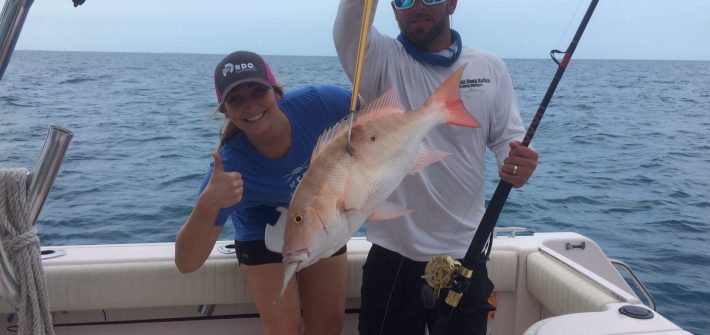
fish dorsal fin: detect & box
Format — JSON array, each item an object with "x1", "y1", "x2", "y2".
[
  {"x1": 355, "y1": 88, "x2": 404, "y2": 127},
  {"x1": 310, "y1": 88, "x2": 404, "y2": 162},
  {"x1": 311, "y1": 114, "x2": 353, "y2": 162}
]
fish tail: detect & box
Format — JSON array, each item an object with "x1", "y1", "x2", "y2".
[{"x1": 426, "y1": 65, "x2": 481, "y2": 129}]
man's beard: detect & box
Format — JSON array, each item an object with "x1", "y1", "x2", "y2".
[{"x1": 399, "y1": 15, "x2": 448, "y2": 48}]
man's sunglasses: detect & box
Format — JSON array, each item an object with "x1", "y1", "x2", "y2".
[{"x1": 393, "y1": 0, "x2": 447, "y2": 10}]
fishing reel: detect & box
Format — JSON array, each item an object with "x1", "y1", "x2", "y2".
[
  {"x1": 422, "y1": 255, "x2": 460, "y2": 298},
  {"x1": 421, "y1": 255, "x2": 472, "y2": 309}
]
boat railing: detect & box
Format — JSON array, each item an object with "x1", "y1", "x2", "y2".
[
  {"x1": 610, "y1": 258, "x2": 657, "y2": 311},
  {"x1": 493, "y1": 226, "x2": 530, "y2": 238},
  {"x1": 0, "y1": 0, "x2": 34, "y2": 82}
]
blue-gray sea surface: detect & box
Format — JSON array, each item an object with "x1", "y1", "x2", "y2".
[{"x1": 1, "y1": 51, "x2": 708, "y2": 334}]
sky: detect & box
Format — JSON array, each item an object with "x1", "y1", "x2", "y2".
[{"x1": 11, "y1": 0, "x2": 710, "y2": 61}]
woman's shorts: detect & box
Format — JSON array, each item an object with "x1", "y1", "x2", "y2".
[{"x1": 234, "y1": 240, "x2": 347, "y2": 266}]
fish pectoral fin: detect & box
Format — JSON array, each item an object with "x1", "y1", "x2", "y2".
[
  {"x1": 265, "y1": 207, "x2": 289, "y2": 253},
  {"x1": 342, "y1": 167, "x2": 369, "y2": 210},
  {"x1": 312, "y1": 195, "x2": 342, "y2": 232},
  {"x1": 411, "y1": 147, "x2": 450, "y2": 174},
  {"x1": 368, "y1": 201, "x2": 413, "y2": 221}
]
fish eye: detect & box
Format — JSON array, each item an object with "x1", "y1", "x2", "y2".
[{"x1": 294, "y1": 214, "x2": 303, "y2": 224}]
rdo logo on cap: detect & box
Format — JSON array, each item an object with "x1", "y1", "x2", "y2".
[{"x1": 222, "y1": 62, "x2": 257, "y2": 77}]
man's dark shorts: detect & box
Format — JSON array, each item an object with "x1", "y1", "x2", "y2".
[{"x1": 358, "y1": 244, "x2": 495, "y2": 335}]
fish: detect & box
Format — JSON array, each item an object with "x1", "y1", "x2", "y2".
[{"x1": 278, "y1": 65, "x2": 480, "y2": 297}]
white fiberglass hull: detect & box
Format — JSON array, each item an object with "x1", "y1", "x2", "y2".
[{"x1": 0, "y1": 232, "x2": 690, "y2": 335}]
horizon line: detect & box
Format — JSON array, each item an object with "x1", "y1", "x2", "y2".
[{"x1": 14, "y1": 48, "x2": 710, "y2": 63}]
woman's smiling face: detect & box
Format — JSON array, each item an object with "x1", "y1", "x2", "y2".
[{"x1": 223, "y1": 83, "x2": 278, "y2": 134}]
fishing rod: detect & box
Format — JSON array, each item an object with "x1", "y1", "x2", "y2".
[{"x1": 424, "y1": 1, "x2": 600, "y2": 334}]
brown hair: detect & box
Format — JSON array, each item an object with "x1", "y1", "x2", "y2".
[{"x1": 217, "y1": 85, "x2": 285, "y2": 149}]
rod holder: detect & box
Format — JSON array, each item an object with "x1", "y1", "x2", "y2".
[
  {"x1": 27, "y1": 125, "x2": 73, "y2": 225},
  {"x1": 0, "y1": 125, "x2": 73, "y2": 308},
  {"x1": 0, "y1": 0, "x2": 35, "y2": 82}
]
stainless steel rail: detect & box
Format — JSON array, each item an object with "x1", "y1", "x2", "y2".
[
  {"x1": 0, "y1": 126, "x2": 73, "y2": 308},
  {"x1": 0, "y1": 0, "x2": 34, "y2": 82},
  {"x1": 27, "y1": 126, "x2": 74, "y2": 225},
  {"x1": 610, "y1": 258, "x2": 657, "y2": 311}
]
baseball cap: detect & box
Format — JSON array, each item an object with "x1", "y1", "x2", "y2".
[{"x1": 214, "y1": 51, "x2": 278, "y2": 106}]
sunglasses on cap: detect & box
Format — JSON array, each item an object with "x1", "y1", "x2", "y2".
[{"x1": 393, "y1": 0, "x2": 447, "y2": 10}]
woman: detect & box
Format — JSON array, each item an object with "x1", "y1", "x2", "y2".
[{"x1": 175, "y1": 51, "x2": 350, "y2": 335}]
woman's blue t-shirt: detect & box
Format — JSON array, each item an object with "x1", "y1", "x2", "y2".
[{"x1": 197, "y1": 85, "x2": 352, "y2": 241}]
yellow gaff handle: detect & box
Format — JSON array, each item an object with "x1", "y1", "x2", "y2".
[
  {"x1": 346, "y1": 0, "x2": 375, "y2": 155},
  {"x1": 350, "y1": 0, "x2": 375, "y2": 114}
]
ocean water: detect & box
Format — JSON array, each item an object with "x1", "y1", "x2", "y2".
[{"x1": 1, "y1": 51, "x2": 708, "y2": 333}]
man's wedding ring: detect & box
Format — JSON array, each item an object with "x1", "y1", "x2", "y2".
[{"x1": 513, "y1": 165, "x2": 518, "y2": 176}]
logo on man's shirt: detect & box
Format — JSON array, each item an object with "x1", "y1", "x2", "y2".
[{"x1": 460, "y1": 77, "x2": 491, "y2": 89}]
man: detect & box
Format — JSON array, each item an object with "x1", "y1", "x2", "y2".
[{"x1": 334, "y1": 0, "x2": 539, "y2": 334}]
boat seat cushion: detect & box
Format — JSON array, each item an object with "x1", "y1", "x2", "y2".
[
  {"x1": 0, "y1": 248, "x2": 518, "y2": 313},
  {"x1": 526, "y1": 252, "x2": 620, "y2": 315}
]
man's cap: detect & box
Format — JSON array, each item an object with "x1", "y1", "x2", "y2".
[{"x1": 214, "y1": 51, "x2": 278, "y2": 106}]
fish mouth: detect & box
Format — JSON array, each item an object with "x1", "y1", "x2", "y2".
[{"x1": 243, "y1": 111, "x2": 265, "y2": 122}]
